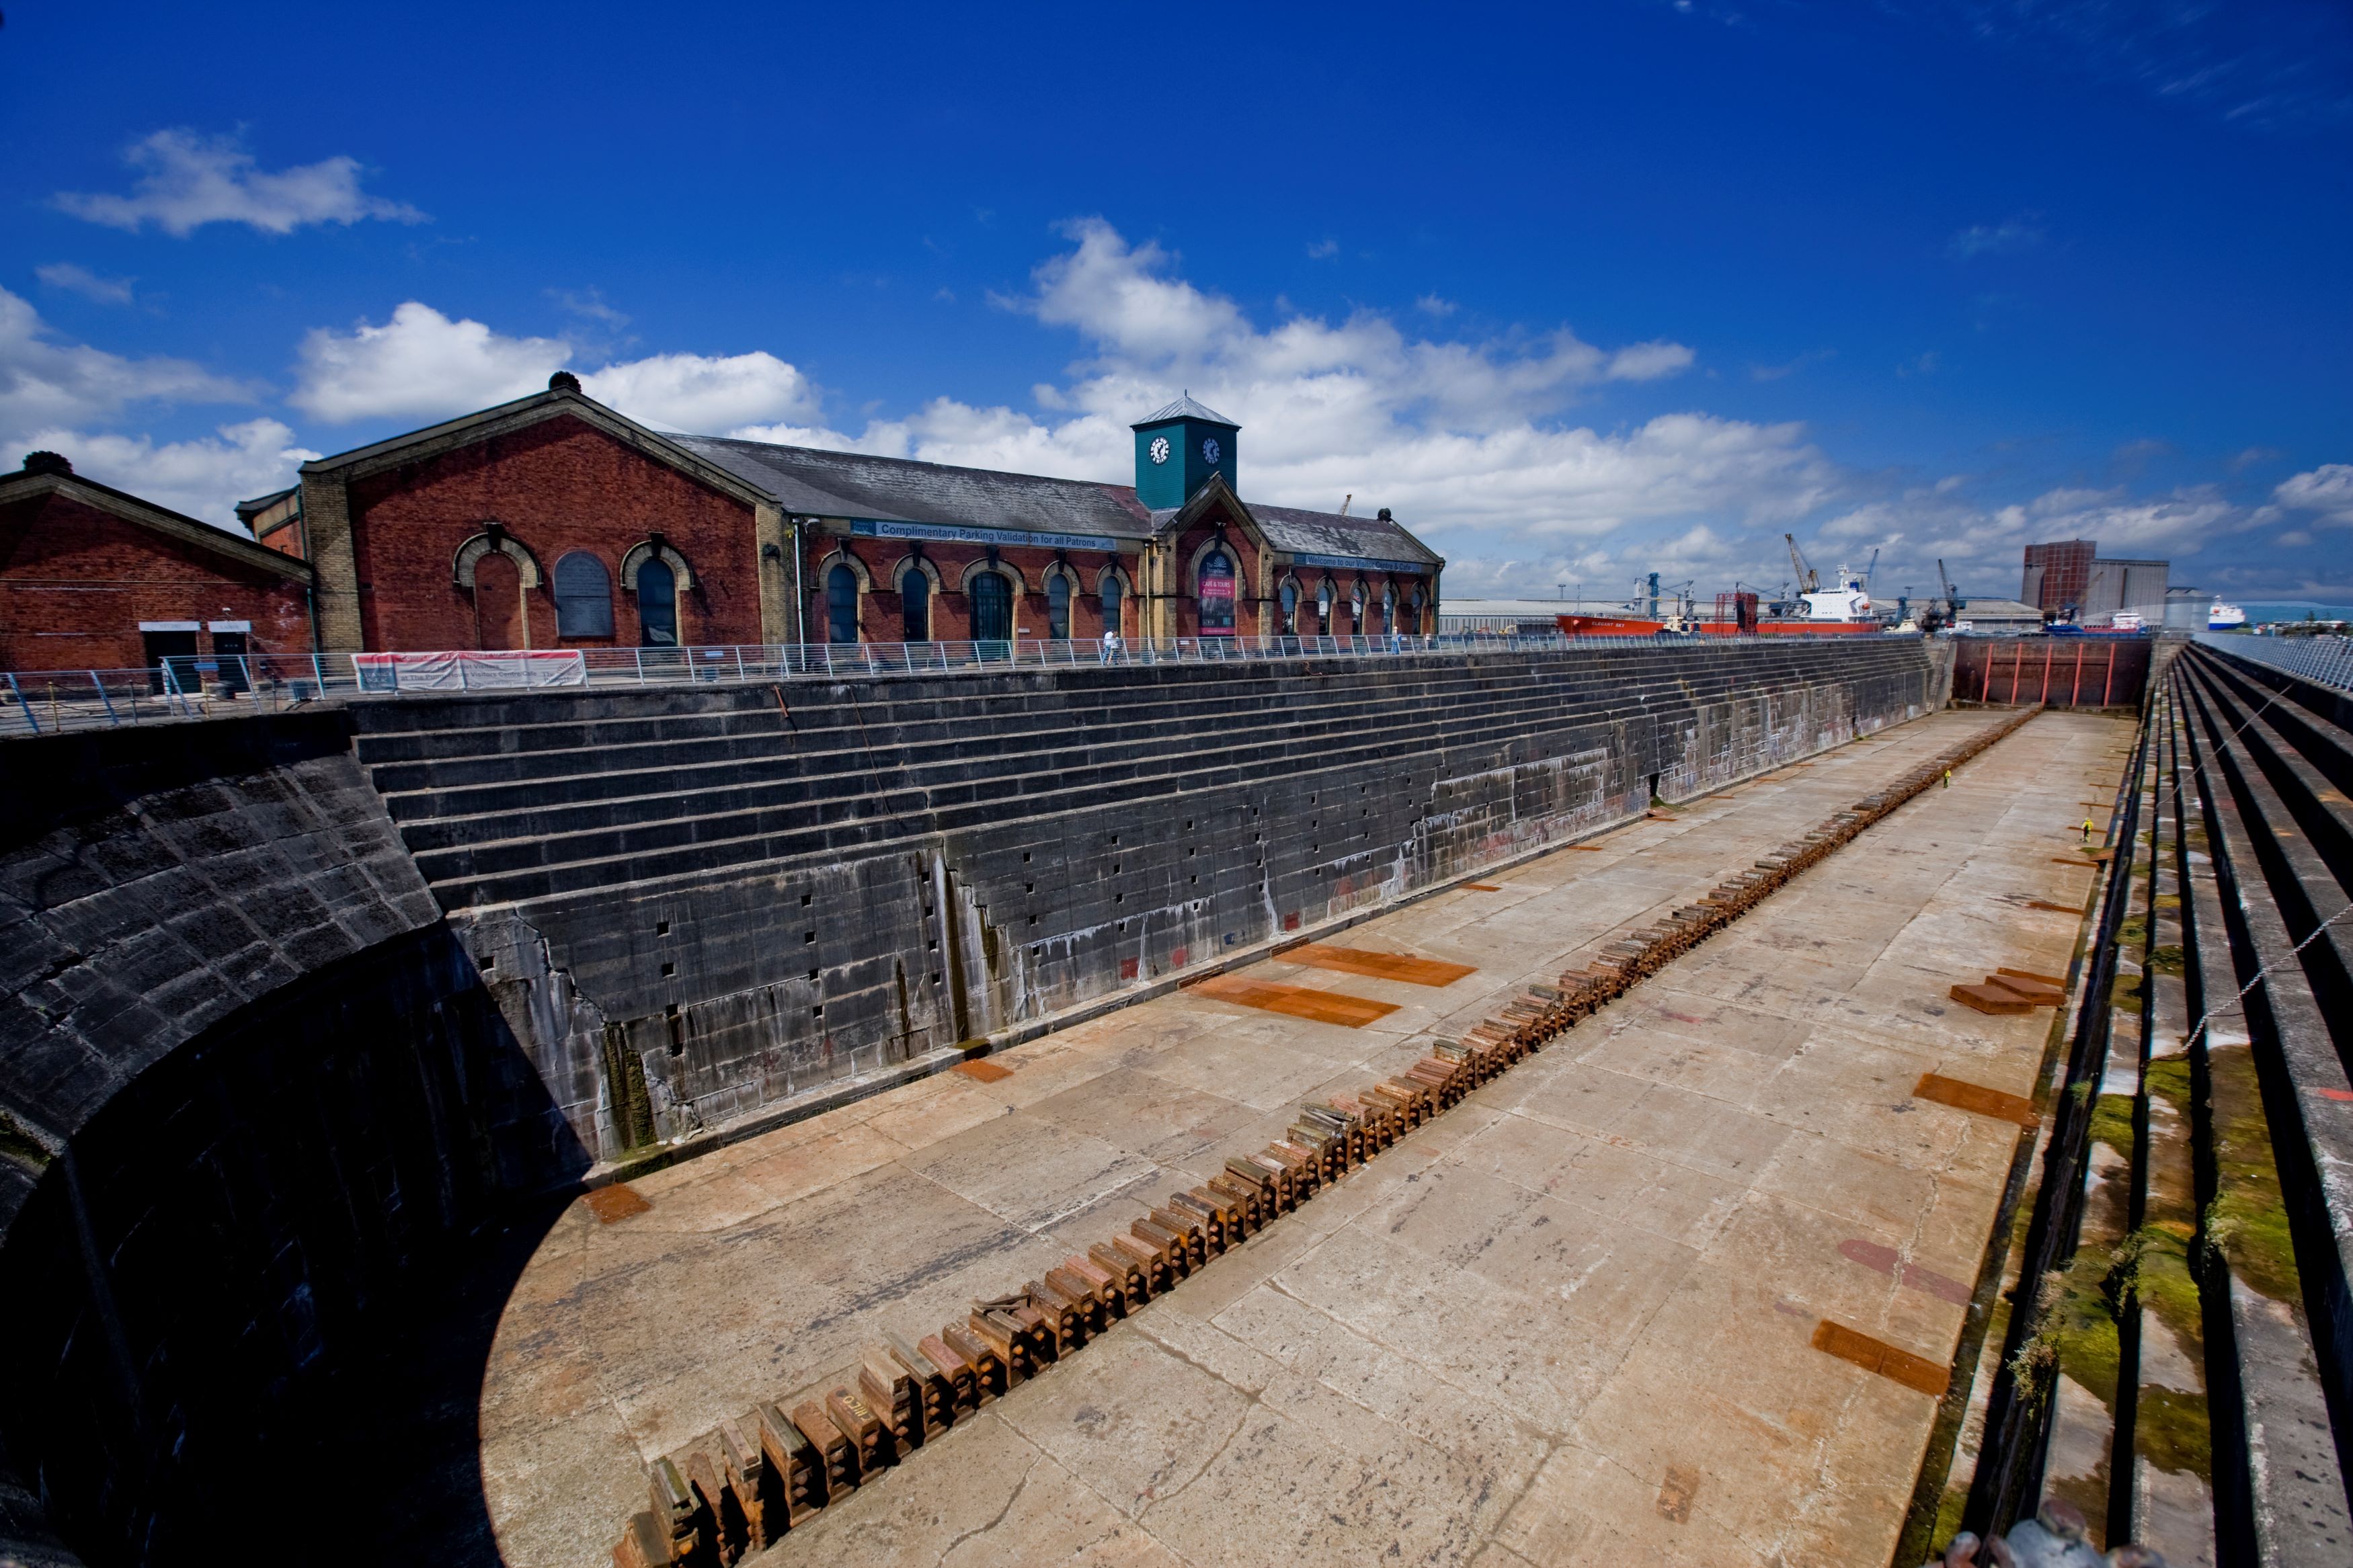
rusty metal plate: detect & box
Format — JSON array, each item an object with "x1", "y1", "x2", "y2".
[
  {"x1": 1809, "y1": 1318, "x2": 1950, "y2": 1397},
  {"x1": 1283, "y1": 942, "x2": 1476, "y2": 987},
  {"x1": 953, "y1": 1058, "x2": 1014, "y2": 1083},
  {"x1": 1949, "y1": 983, "x2": 2032, "y2": 1015},
  {"x1": 1184, "y1": 974, "x2": 1398, "y2": 1027},
  {"x1": 1997, "y1": 966, "x2": 2067, "y2": 988},
  {"x1": 1913, "y1": 1073, "x2": 2038, "y2": 1127},
  {"x1": 1462, "y1": 882, "x2": 1503, "y2": 891},
  {"x1": 584, "y1": 1184, "x2": 651, "y2": 1224}
]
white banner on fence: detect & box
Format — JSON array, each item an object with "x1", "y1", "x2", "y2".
[{"x1": 352, "y1": 650, "x2": 589, "y2": 692}]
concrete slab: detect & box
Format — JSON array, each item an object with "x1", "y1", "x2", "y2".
[{"x1": 475, "y1": 708, "x2": 2130, "y2": 1567}]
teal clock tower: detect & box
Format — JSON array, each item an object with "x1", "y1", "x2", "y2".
[{"x1": 1132, "y1": 393, "x2": 1239, "y2": 510}]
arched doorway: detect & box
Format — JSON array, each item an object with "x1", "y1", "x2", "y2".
[
  {"x1": 637, "y1": 559, "x2": 678, "y2": 647},
  {"x1": 971, "y1": 571, "x2": 1012, "y2": 642},
  {"x1": 474, "y1": 551, "x2": 525, "y2": 649},
  {"x1": 826, "y1": 564, "x2": 860, "y2": 643},
  {"x1": 1199, "y1": 548, "x2": 1236, "y2": 636},
  {"x1": 1101, "y1": 573, "x2": 1124, "y2": 638},
  {"x1": 1278, "y1": 579, "x2": 1299, "y2": 636}
]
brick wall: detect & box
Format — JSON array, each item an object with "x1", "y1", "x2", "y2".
[
  {"x1": 346, "y1": 415, "x2": 761, "y2": 651},
  {"x1": 0, "y1": 490, "x2": 313, "y2": 670}
]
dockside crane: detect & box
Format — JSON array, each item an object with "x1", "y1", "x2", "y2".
[
  {"x1": 1784, "y1": 533, "x2": 1820, "y2": 595},
  {"x1": 1864, "y1": 546, "x2": 1880, "y2": 589}
]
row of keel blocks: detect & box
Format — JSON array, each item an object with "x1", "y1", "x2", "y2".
[{"x1": 610, "y1": 706, "x2": 2046, "y2": 1565}]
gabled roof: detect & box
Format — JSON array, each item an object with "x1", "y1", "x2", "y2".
[
  {"x1": 672, "y1": 436, "x2": 1158, "y2": 542},
  {"x1": 301, "y1": 382, "x2": 775, "y2": 509},
  {"x1": 0, "y1": 464, "x2": 313, "y2": 583},
  {"x1": 1249, "y1": 502, "x2": 1443, "y2": 569},
  {"x1": 1133, "y1": 393, "x2": 1238, "y2": 429}
]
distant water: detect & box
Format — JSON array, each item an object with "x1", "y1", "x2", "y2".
[{"x1": 2233, "y1": 601, "x2": 2353, "y2": 624}]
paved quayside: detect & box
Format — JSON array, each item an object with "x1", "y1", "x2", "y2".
[{"x1": 483, "y1": 707, "x2": 2132, "y2": 1568}]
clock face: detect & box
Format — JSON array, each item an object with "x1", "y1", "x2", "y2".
[
  {"x1": 1201, "y1": 436, "x2": 1222, "y2": 464},
  {"x1": 1149, "y1": 436, "x2": 1170, "y2": 465}
]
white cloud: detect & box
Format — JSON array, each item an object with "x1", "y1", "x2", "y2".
[
  {"x1": 54, "y1": 129, "x2": 426, "y2": 237},
  {"x1": 0, "y1": 286, "x2": 251, "y2": 437},
  {"x1": 1947, "y1": 218, "x2": 2044, "y2": 260},
  {"x1": 1605, "y1": 340, "x2": 1696, "y2": 381},
  {"x1": 17, "y1": 419, "x2": 319, "y2": 528},
  {"x1": 2275, "y1": 463, "x2": 2353, "y2": 526},
  {"x1": 290, "y1": 300, "x2": 826, "y2": 434},
  {"x1": 1415, "y1": 294, "x2": 1456, "y2": 317},
  {"x1": 1306, "y1": 239, "x2": 1341, "y2": 259},
  {"x1": 35, "y1": 263, "x2": 136, "y2": 306},
  {"x1": 584, "y1": 352, "x2": 822, "y2": 434},
  {"x1": 291, "y1": 302, "x2": 565, "y2": 422}
]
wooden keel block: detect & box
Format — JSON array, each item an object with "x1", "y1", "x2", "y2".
[
  {"x1": 686, "y1": 1450, "x2": 745, "y2": 1565},
  {"x1": 964, "y1": 1309, "x2": 1031, "y2": 1383},
  {"x1": 1087, "y1": 1242, "x2": 1154, "y2": 1303},
  {"x1": 825, "y1": 1386, "x2": 889, "y2": 1472},
  {"x1": 1062, "y1": 1253, "x2": 1129, "y2": 1315},
  {"x1": 1167, "y1": 1190, "x2": 1231, "y2": 1253},
  {"x1": 1044, "y1": 1267, "x2": 1111, "y2": 1334},
  {"x1": 1205, "y1": 1174, "x2": 1264, "y2": 1234},
  {"x1": 615, "y1": 1510, "x2": 672, "y2": 1568},
  {"x1": 717, "y1": 1417, "x2": 769, "y2": 1550},
  {"x1": 1131, "y1": 1217, "x2": 1194, "y2": 1278},
  {"x1": 939, "y1": 1325, "x2": 1005, "y2": 1401},
  {"x1": 1008, "y1": 1303, "x2": 1060, "y2": 1366},
  {"x1": 755, "y1": 1402, "x2": 824, "y2": 1525},
  {"x1": 1262, "y1": 1144, "x2": 1319, "y2": 1200},
  {"x1": 791, "y1": 1401, "x2": 856, "y2": 1495},
  {"x1": 885, "y1": 1333, "x2": 953, "y2": 1436},
  {"x1": 917, "y1": 1333, "x2": 981, "y2": 1414},
  {"x1": 648, "y1": 1454, "x2": 707, "y2": 1564},
  {"x1": 1107, "y1": 1233, "x2": 1170, "y2": 1296},
  {"x1": 859, "y1": 1349, "x2": 918, "y2": 1451},
  {"x1": 1144, "y1": 1212, "x2": 1205, "y2": 1269}
]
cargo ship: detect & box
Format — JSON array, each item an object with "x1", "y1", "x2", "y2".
[{"x1": 1556, "y1": 566, "x2": 1882, "y2": 637}]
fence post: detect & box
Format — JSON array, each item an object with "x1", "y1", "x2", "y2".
[
  {"x1": 91, "y1": 670, "x2": 119, "y2": 725},
  {"x1": 6, "y1": 673, "x2": 38, "y2": 735}
]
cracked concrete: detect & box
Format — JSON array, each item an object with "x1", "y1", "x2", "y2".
[{"x1": 476, "y1": 708, "x2": 2130, "y2": 1567}]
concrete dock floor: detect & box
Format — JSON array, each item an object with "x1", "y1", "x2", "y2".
[{"x1": 478, "y1": 707, "x2": 2131, "y2": 1568}]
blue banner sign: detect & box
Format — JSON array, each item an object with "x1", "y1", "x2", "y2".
[
  {"x1": 1284, "y1": 551, "x2": 1432, "y2": 575},
  {"x1": 850, "y1": 518, "x2": 1131, "y2": 553}
]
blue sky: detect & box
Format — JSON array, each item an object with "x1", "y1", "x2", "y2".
[{"x1": 4, "y1": 0, "x2": 2348, "y2": 606}]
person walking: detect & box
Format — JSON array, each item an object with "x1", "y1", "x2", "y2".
[
  {"x1": 2082, "y1": 816, "x2": 2095, "y2": 845},
  {"x1": 1942, "y1": 768, "x2": 1951, "y2": 790}
]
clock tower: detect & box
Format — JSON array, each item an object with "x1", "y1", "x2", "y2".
[{"x1": 1132, "y1": 393, "x2": 1239, "y2": 510}]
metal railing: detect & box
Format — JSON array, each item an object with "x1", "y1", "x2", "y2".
[
  {"x1": 2196, "y1": 630, "x2": 2353, "y2": 693},
  {"x1": 2, "y1": 627, "x2": 1925, "y2": 737}
]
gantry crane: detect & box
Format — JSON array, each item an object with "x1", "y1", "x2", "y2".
[{"x1": 1784, "y1": 533, "x2": 1819, "y2": 595}]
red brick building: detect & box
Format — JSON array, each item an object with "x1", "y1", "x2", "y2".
[
  {"x1": 282, "y1": 376, "x2": 1442, "y2": 653},
  {"x1": 0, "y1": 452, "x2": 315, "y2": 673}
]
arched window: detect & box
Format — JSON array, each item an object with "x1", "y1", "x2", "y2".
[
  {"x1": 1278, "y1": 579, "x2": 1299, "y2": 635},
  {"x1": 1408, "y1": 584, "x2": 1425, "y2": 634},
  {"x1": 553, "y1": 552, "x2": 614, "y2": 637},
  {"x1": 1101, "y1": 574, "x2": 1123, "y2": 636},
  {"x1": 827, "y1": 563, "x2": 860, "y2": 643},
  {"x1": 1349, "y1": 583, "x2": 1365, "y2": 633},
  {"x1": 971, "y1": 571, "x2": 1012, "y2": 642},
  {"x1": 637, "y1": 559, "x2": 678, "y2": 647},
  {"x1": 1198, "y1": 548, "x2": 1236, "y2": 636},
  {"x1": 1316, "y1": 579, "x2": 1335, "y2": 635},
  {"x1": 1046, "y1": 573, "x2": 1071, "y2": 640},
  {"x1": 1382, "y1": 583, "x2": 1396, "y2": 634},
  {"x1": 902, "y1": 567, "x2": 930, "y2": 641}
]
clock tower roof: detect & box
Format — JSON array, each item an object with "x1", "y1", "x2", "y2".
[{"x1": 1131, "y1": 392, "x2": 1238, "y2": 430}]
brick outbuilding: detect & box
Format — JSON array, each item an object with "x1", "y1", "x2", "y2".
[
  {"x1": 278, "y1": 376, "x2": 1441, "y2": 653},
  {"x1": 0, "y1": 452, "x2": 315, "y2": 673}
]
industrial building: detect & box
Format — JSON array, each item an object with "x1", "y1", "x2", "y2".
[{"x1": 2020, "y1": 538, "x2": 2168, "y2": 627}]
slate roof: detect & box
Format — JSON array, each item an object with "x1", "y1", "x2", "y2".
[
  {"x1": 670, "y1": 436, "x2": 1159, "y2": 542},
  {"x1": 1248, "y1": 502, "x2": 1443, "y2": 568},
  {"x1": 1133, "y1": 393, "x2": 1239, "y2": 428}
]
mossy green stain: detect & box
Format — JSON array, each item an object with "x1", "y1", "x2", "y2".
[
  {"x1": 2205, "y1": 1045, "x2": 2301, "y2": 1303},
  {"x1": 2136, "y1": 1387, "x2": 2213, "y2": 1480},
  {"x1": 2088, "y1": 1094, "x2": 2136, "y2": 1159}
]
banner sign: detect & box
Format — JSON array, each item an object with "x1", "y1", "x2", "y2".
[
  {"x1": 1282, "y1": 551, "x2": 1431, "y2": 575},
  {"x1": 1199, "y1": 571, "x2": 1236, "y2": 636},
  {"x1": 354, "y1": 650, "x2": 589, "y2": 692},
  {"x1": 850, "y1": 518, "x2": 1131, "y2": 553}
]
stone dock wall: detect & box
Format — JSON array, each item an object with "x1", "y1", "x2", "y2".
[{"x1": 0, "y1": 636, "x2": 1940, "y2": 1563}]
